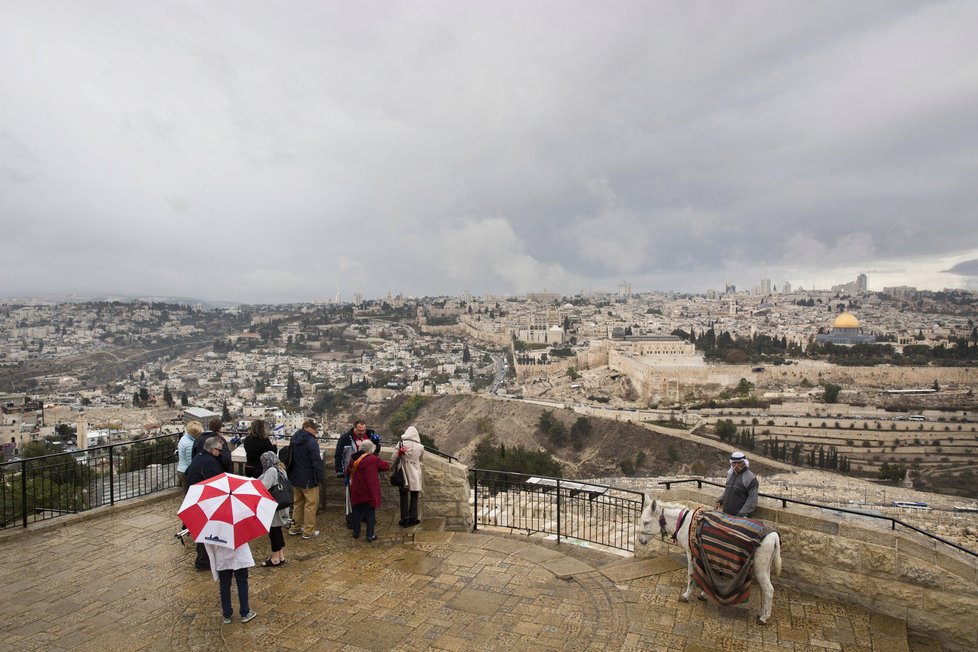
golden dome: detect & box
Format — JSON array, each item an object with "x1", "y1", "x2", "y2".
[{"x1": 833, "y1": 312, "x2": 860, "y2": 329}]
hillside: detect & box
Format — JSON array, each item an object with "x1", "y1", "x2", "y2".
[{"x1": 363, "y1": 395, "x2": 780, "y2": 479}]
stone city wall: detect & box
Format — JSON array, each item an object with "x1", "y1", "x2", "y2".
[
  {"x1": 756, "y1": 362, "x2": 978, "y2": 389},
  {"x1": 635, "y1": 487, "x2": 978, "y2": 652},
  {"x1": 610, "y1": 357, "x2": 978, "y2": 403}
]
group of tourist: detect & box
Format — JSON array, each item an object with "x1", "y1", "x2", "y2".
[{"x1": 176, "y1": 415, "x2": 425, "y2": 625}]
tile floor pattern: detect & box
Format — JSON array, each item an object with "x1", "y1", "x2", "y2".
[{"x1": 0, "y1": 492, "x2": 914, "y2": 651}]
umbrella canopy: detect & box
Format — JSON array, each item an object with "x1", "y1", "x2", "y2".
[{"x1": 177, "y1": 473, "x2": 277, "y2": 549}]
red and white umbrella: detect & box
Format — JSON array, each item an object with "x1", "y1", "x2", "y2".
[{"x1": 177, "y1": 473, "x2": 277, "y2": 549}]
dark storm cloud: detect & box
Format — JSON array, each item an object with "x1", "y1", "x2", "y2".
[{"x1": 1, "y1": 1, "x2": 976, "y2": 302}]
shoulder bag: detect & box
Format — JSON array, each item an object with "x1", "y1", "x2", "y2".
[
  {"x1": 270, "y1": 468, "x2": 293, "y2": 509},
  {"x1": 389, "y1": 450, "x2": 406, "y2": 488}
]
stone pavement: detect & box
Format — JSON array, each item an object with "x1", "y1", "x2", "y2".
[{"x1": 0, "y1": 491, "x2": 915, "y2": 651}]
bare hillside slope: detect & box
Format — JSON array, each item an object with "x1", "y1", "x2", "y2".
[{"x1": 368, "y1": 395, "x2": 779, "y2": 479}]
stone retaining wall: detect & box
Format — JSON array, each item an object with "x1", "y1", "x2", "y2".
[{"x1": 635, "y1": 488, "x2": 978, "y2": 651}]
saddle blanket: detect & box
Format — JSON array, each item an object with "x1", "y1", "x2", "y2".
[{"x1": 689, "y1": 510, "x2": 769, "y2": 606}]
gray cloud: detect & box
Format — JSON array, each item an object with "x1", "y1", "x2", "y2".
[
  {"x1": 1, "y1": 1, "x2": 977, "y2": 303},
  {"x1": 944, "y1": 260, "x2": 978, "y2": 277}
]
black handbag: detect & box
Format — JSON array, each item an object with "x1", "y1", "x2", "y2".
[
  {"x1": 389, "y1": 456, "x2": 406, "y2": 487},
  {"x1": 270, "y1": 469, "x2": 293, "y2": 509}
]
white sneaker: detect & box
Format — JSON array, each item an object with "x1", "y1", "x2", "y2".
[{"x1": 302, "y1": 530, "x2": 320, "y2": 539}]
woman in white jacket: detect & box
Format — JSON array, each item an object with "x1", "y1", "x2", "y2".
[{"x1": 394, "y1": 426, "x2": 425, "y2": 527}]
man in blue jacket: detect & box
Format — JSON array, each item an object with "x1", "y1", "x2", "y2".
[
  {"x1": 287, "y1": 419, "x2": 324, "y2": 539},
  {"x1": 186, "y1": 436, "x2": 227, "y2": 570}
]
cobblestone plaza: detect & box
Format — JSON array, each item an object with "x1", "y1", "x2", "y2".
[{"x1": 0, "y1": 491, "x2": 915, "y2": 651}]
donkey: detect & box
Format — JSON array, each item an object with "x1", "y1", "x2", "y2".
[{"x1": 637, "y1": 496, "x2": 782, "y2": 624}]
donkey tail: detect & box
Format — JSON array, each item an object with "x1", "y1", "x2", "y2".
[{"x1": 772, "y1": 532, "x2": 782, "y2": 577}]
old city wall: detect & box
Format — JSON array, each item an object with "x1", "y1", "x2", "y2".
[
  {"x1": 757, "y1": 363, "x2": 978, "y2": 389},
  {"x1": 609, "y1": 356, "x2": 978, "y2": 403},
  {"x1": 608, "y1": 351, "x2": 745, "y2": 401},
  {"x1": 636, "y1": 487, "x2": 978, "y2": 651}
]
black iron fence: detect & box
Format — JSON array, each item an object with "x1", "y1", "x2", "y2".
[
  {"x1": 0, "y1": 433, "x2": 181, "y2": 530},
  {"x1": 470, "y1": 468, "x2": 645, "y2": 552}
]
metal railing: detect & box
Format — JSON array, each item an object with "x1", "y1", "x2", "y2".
[
  {"x1": 1, "y1": 433, "x2": 181, "y2": 530},
  {"x1": 656, "y1": 477, "x2": 978, "y2": 559},
  {"x1": 423, "y1": 445, "x2": 458, "y2": 464},
  {"x1": 470, "y1": 468, "x2": 645, "y2": 552}
]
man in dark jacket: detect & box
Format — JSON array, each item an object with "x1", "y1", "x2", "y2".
[
  {"x1": 334, "y1": 419, "x2": 381, "y2": 478},
  {"x1": 191, "y1": 418, "x2": 232, "y2": 473},
  {"x1": 287, "y1": 419, "x2": 324, "y2": 539},
  {"x1": 186, "y1": 435, "x2": 227, "y2": 570},
  {"x1": 716, "y1": 451, "x2": 759, "y2": 517}
]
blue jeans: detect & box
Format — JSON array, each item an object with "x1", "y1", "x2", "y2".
[
  {"x1": 218, "y1": 568, "x2": 250, "y2": 618},
  {"x1": 351, "y1": 503, "x2": 376, "y2": 538}
]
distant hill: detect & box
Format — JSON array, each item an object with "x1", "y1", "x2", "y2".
[{"x1": 364, "y1": 394, "x2": 779, "y2": 480}]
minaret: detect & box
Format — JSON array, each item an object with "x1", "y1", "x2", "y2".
[{"x1": 77, "y1": 421, "x2": 87, "y2": 451}]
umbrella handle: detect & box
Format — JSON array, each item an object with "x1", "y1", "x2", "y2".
[{"x1": 175, "y1": 528, "x2": 190, "y2": 545}]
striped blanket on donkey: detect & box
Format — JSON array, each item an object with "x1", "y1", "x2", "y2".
[{"x1": 689, "y1": 510, "x2": 774, "y2": 605}]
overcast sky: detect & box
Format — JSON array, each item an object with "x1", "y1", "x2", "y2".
[{"x1": 2, "y1": 1, "x2": 977, "y2": 304}]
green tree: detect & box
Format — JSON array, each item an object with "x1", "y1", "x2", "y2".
[
  {"x1": 547, "y1": 422, "x2": 567, "y2": 447},
  {"x1": 878, "y1": 462, "x2": 907, "y2": 482},
  {"x1": 162, "y1": 385, "x2": 174, "y2": 408},
  {"x1": 388, "y1": 395, "x2": 427, "y2": 436},
  {"x1": 715, "y1": 419, "x2": 736, "y2": 441},
  {"x1": 221, "y1": 401, "x2": 231, "y2": 422},
  {"x1": 823, "y1": 383, "x2": 842, "y2": 403},
  {"x1": 569, "y1": 417, "x2": 592, "y2": 451},
  {"x1": 180, "y1": 391, "x2": 189, "y2": 407},
  {"x1": 537, "y1": 411, "x2": 557, "y2": 435},
  {"x1": 472, "y1": 436, "x2": 562, "y2": 478}
]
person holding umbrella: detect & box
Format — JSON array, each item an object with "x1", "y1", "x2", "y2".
[
  {"x1": 205, "y1": 539, "x2": 257, "y2": 625},
  {"x1": 178, "y1": 467, "x2": 278, "y2": 625},
  {"x1": 192, "y1": 418, "x2": 232, "y2": 473},
  {"x1": 186, "y1": 435, "x2": 225, "y2": 571}
]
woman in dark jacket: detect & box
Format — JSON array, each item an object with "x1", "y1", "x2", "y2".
[
  {"x1": 243, "y1": 419, "x2": 276, "y2": 478},
  {"x1": 346, "y1": 440, "x2": 389, "y2": 542}
]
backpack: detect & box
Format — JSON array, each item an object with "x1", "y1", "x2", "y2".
[{"x1": 278, "y1": 444, "x2": 292, "y2": 471}]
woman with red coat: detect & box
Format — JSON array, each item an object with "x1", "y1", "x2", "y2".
[{"x1": 345, "y1": 439, "x2": 389, "y2": 542}]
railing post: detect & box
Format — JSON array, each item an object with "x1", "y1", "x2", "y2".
[
  {"x1": 109, "y1": 446, "x2": 115, "y2": 506},
  {"x1": 472, "y1": 470, "x2": 479, "y2": 532},
  {"x1": 20, "y1": 459, "x2": 27, "y2": 529},
  {"x1": 555, "y1": 478, "x2": 561, "y2": 545}
]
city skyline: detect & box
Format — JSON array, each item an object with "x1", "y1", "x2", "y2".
[{"x1": 2, "y1": 2, "x2": 978, "y2": 303}]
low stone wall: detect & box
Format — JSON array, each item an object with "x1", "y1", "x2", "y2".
[
  {"x1": 407, "y1": 451, "x2": 472, "y2": 531},
  {"x1": 317, "y1": 448, "x2": 472, "y2": 531},
  {"x1": 635, "y1": 488, "x2": 978, "y2": 651}
]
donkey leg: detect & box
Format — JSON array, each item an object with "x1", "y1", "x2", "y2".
[
  {"x1": 754, "y1": 541, "x2": 776, "y2": 624},
  {"x1": 679, "y1": 553, "x2": 696, "y2": 602}
]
